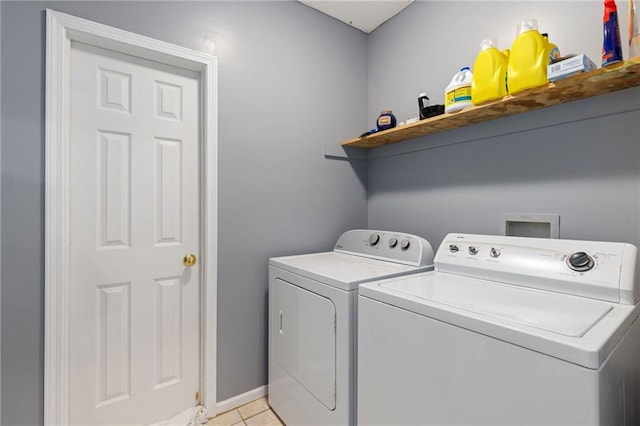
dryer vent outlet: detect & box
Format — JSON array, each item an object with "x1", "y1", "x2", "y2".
[{"x1": 500, "y1": 213, "x2": 560, "y2": 239}]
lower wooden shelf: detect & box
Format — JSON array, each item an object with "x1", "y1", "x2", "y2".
[{"x1": 342, "y1": 56, "x2": 640, "y2": 149}]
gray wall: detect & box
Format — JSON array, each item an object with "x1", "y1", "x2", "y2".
[
  {"x1": 367, "y1": 1, "x2": 640, "y2": 252},
  {"x1": 0, "y1": 2, "x2": 368, "y2": 424},
  {"x1": 3, "y1": 1, "x2": 640, "y2": 425}
]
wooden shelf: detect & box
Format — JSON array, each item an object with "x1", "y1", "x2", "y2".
[{"x1": 342, "y1": 57, "x2": 640, "y2": 149}]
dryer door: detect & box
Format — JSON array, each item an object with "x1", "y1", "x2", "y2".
[{"x1": 273, "y1": 279, "x2": 337, "y2": 410}]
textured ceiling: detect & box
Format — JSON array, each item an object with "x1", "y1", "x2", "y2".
[{"x1": 298, "y1": 1, "x2": 415, "y2": 33}]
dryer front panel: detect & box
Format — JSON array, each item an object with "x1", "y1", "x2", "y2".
[{"x1": 273, "y1": 278, "x2": 336, "y2": 410}]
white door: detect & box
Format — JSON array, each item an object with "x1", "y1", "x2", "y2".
[{"x1": 68, "y1": 41, "x2": 201, "y2": 425}]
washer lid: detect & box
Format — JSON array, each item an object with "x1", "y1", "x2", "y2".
[
  {"x1": 359, "y1": 272, "x2": 639, "y2": 368},
  {"x1": 270, "y1": 252, "x2": 426, "y2": 291},
  {"x1": 380, "y1": 273, "x2": 612, "y2": 337}
]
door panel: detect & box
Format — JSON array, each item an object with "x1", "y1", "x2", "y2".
[
  {"x1": 154, "y1": 276, "x2": 183, "y2": 389},
  {"x1": 69, "y1": 41, "x2": 201, "y2": 425},
  {"x1": 273, "y1": 279, "x2": 337, "y2": 410},
  {"x1": 155, "y1": 137, "x2": 183, "y2": 246},
  {"x1": 98, "y1": 130, "x2": 131, "y2": 249},
  {"x1": 96, "y1": 282, "x2": 131, "y2": 407}
]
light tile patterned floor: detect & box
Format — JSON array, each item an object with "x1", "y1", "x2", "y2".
[{"x1": 207, "y1": 397, "x2": 284, "y2": 426}]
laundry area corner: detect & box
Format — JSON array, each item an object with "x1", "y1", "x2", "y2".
[{"x1": 1, "y1": 1, "x2": 640, "y2": 425}]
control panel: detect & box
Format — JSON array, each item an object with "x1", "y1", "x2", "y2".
[
  {"x1": 334, "y1": 229, "x2": 434, "y2": 267},
  {"x1": 436, "y1": 233, "x2": 638, "y2": 304}
]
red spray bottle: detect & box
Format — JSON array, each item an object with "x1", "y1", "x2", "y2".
[{"x1": 602, "y1": 0, "x2": 623, "y2": 66}]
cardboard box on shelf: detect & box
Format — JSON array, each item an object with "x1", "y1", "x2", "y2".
[{"x1": 548, "y1": 54, "x2": 597, "y2": 82}]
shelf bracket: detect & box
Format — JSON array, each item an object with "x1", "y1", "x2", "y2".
[{"x1": 323, "y1": 142, "x2": 368, "y2": 160}]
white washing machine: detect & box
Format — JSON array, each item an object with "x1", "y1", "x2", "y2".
[
  {"x1": 358, "y1": 233, "x2": 640, "y2": 426},
  {"x1": 268, "y1": 229, "x2": 434, "y2": 425}
]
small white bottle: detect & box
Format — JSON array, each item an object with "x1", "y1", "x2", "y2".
[{"x1": 445, "y1": 67, "x2": 473, "y2": 113}]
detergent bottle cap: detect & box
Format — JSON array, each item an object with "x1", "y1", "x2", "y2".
[
  {"x1": 461, "y1": 66, "x2": 470, "y2": 72},
  {"x1": 517, "y1": 18, "x2": 539, "y2": 35},
  {"x1": 480, "y1": 38, "x2": 497, "y2": 50}
]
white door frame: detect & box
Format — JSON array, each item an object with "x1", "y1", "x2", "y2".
[{"x1": 44, "y1": 10, "x2": 218, "y2": 425}]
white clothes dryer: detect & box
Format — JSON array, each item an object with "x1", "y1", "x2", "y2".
[
  {"x1": 358, "y1": 233, "x2": 640, "y2": 426},
  {"x1": 268, "y1": 229, "x2": 434, "y2": 426}
]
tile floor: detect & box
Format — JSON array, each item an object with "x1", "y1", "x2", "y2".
[{"x1": 207, "y1": 397, "x2": 284, "y2": 426}]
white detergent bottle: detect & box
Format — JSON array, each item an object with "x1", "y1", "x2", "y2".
[{"x1": 445, "y1": 67, "x2": 473, "y2": 113}]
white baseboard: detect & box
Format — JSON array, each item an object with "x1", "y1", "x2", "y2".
[{"x1": 216, "y1": 385, "x2": 267, "y2": 414}]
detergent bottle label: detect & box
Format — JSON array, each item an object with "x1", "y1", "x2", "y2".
[
  {"x1": 602, "y1": 3, "x2": 623, "y2": 66},
  {"x1": 446, "y1": 86, "x2": 471, "y2": 106},
  {"x1": 548, "y1": 45, "x2": 561, "y2": 64}
]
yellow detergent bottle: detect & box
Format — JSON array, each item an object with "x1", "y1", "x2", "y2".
[
  {"x1": 542, "y1": 33, "x2": 561, "y2": 63},
  {"x1": 508, "y1": 19, "x2": 549, "y2": 95},
  {"x1": 471, "y1": 38, "x2": 509, "y2": 105}
]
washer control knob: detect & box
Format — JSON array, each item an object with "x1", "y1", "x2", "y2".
[
  {"x1": 369, "y1": 233, "x2": 381, "y2": 246},
  {"x1": 490, "y1": 248, "x2": 501, "y2": 258},
  {"x1": 468, "y1": 246, "x2": 479, "y2": 255},
  {"x1": 389, "y1": 238, "x2": 398, "y2": 248},
  {"x1": 567, "y1": 252, "x2": 595, "y2": 272},
  {"x1": 400, "y1": 239, "x2": 410, "y2": 250},
  {"x1": 449, "y1": 244, "x2": 459, "y2": 253}
]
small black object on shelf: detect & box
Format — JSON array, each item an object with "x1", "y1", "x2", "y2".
[
  {"x1": 420, "y1": 104, "x2": 445, "y2": 120},
  {"x1": 360, "y1": 128, "x2": 378, "y2": 137},
  {"x1": 418, "y1": 93, "x2": 430, "y2": 119}
]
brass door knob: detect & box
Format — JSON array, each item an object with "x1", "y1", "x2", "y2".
[{"x1": 183, "y1": 253, "x2": 197, "y2": 267}]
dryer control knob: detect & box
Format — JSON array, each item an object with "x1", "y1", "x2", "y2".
[
  {"x1": 449, "y1": 244, "x2": 459, "y2": 253},
  {"x1": 567, "y1": 252, "x2": 595, "y2": 272},
  {"x1": 369, "y1": 233, "x2": 381, "y2": 246},
  {"x1": 389, "y1": 238, "x2": 398, "y2": 248},
  {"x1": 468, "y1": 246, "x2": 479, "y2": 255},
  {"x1": 400, "y1": 239, "x2": 410, "y2": 250},
  {"x1": 490, "y1": 248, "x2": 501, "y2": 258}
]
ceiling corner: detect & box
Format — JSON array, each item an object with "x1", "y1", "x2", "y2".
[{"x1": 298, "y1": 1, "x2": 415, "y2": 34}]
